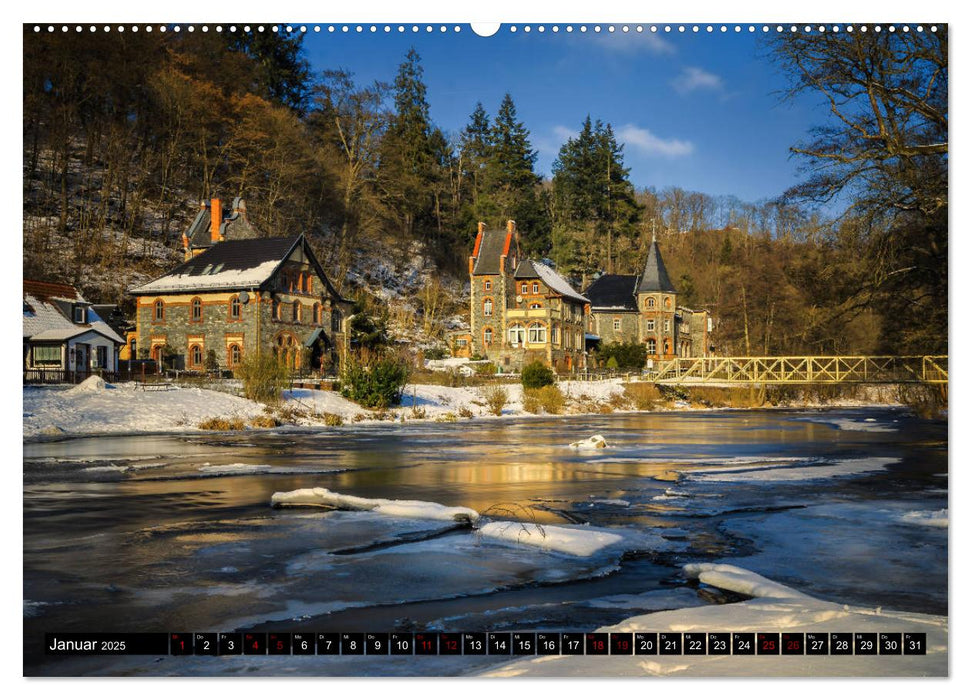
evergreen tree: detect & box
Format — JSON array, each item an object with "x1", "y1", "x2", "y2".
[
  {"x1": 484, "y1": 94, "x2": 548, "y2": 255},
  {"x1": 379, "y1": 48, "x2": 439, "y2": 240},
  {"x1": 551, "y1": 116, "x2": 641, "y2": 277},
  {"x1": 457, "y1": 102, "x2": 494, "y2": 235},
  {"x1": 223, "y1": 30, "x2": 312, "y2": 113}
]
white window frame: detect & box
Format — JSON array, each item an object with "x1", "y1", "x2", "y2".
[
  {"x1": 646, "y1": 319, "x2": 655, "y2": 331},
  {"x1": 508, "y1": 325, "x2": 525, "y2": 345},
  {"x1": 483, "y1": 298, "x2": 493, "y2": 317},
  {"x1": 613, "y1": 318, "x2": 621, "y2": 331},
  {"x1": 528, "y1": 324, "x2": 547, "y2": 344}
]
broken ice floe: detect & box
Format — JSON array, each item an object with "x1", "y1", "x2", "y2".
[
  {"x1": 569, "y1": 434, "x2": 607, "y2": 450},
  {"x1": 270, "y1": 487, "x2": 479, "y2": 524}
]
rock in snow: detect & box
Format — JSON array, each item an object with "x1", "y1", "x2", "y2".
[{"x1": 570, "y1": 434, "x2": 608, "y2": 450}]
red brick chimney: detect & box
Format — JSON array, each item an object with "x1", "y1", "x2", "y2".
[{"x1": 210, "y1": 198, "x2": 222, "y2": 243}]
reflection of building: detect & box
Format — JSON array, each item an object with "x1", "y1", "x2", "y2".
[
  {"x1": 583, "y1": 236, "x2": 712, "y2": 362},
  {"x1": 23, "y1": 280, "x2": 125, "y2": 379},
  {"x1": 129, "y1": 198, "x2": 352, "y2": 373},
  {"x1": 468, "y1": 221, "x2": 588, "y2": 372}
]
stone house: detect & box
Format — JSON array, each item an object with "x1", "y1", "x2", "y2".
[
  {"x1": 23, "y1": 279, "x2": 125, "y2": 380},
  {"x1": 583, "y1": 237, "x2": 712, "y2": 363},
  {"x1": 468, "y1": 220, "x2": 588, "y2": 372},
  {"x1": 129, "y1": 198, "x2": 352, "y2": 373}
]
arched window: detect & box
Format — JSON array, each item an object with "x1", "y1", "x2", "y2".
[
  {"x1": 313, "y1": 303, "x2": 321, "y2": 325},
  {"x1": 228, "y1": 344, "x2": 242, "y2": 367},
  {"x1": 129, "y1": 339, "x2": 137, "y2": 357},
  {"x1": 275, "y1": 333, "x2": 299, "y2": 369},
  {"x1": 508, "y1": 324, "x2": 525, "y2": 345},
  {"x1": 664, "y1": 297, "x2": 671, "y2": 308},
  {"x1": 332, "y1": 307, "x2": 342, "y2": 333},
  {"x1": 272, "y1": 300, "x2": 280, "y2": 320},
  {"x1": 664, "y1": 340, "x2": 671, "y2": 355},
  {"x1": 483, "y1": 327, "x2": 493, "y2": 345},
  {"x1": 646, "y1": 338, "x2": 657, "y2": 355},
  {"x1": 189, "y1": 344, "x2": 203, "y2": 368},
  {"x1": 191, "y1": 297, "x2": 202, "y2": 321},
  {"x1": 153, "y1": 299, "x2": 164, "y2": 321},
  {"x1": 306, "y1": 276, "x2": 313, "y2": 294},
  {"x1": 646, "y1": 297, "x2": 656, "y2": 309},
  {"x1": 529, "y1": 302, "x2": 542, "y2": 310},
  {"x1": 527, "y1": 324, "x2": 547, "y2": 344},
  {"x1": 292, "y1": 302, "x2": 301, "y2": 323},
  {"x1": 483, "y1": 298, "x2": 493, "y2": 317},
  {"x1": 229, "y1": 295, "x2": 241, "y2": 319}
]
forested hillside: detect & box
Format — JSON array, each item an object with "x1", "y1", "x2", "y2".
[{"x1": 22, "y1": 28, "x2": 946, "y2": 355}]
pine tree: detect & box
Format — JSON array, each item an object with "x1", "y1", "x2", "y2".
[
  {"x1": 551, "y1": 116, "x2": 641, "y2": 276},
  {"x1": 457, "y1": 102, "x2": 494, "y2": 234},
  {"x1": 379, "y1": 48, "x2": 438, "y2": 240},
  {"x1": 484, "y1": 94, "x2": 548, "y2": 254}
]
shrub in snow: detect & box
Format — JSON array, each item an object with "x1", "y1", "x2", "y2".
[
  {"x1": 521, "y1": 361, "x2": 555, "y2": 389},
  {"x1": 340, "y1": 351, "x2": 409, "y2": 409},
  {"x1": 523, "y1": 385, "x2": 566, "y2": 414},
  {"x1": 482, "y1": 385, "x2": 508, "y2": 416},
  {"x1": 623, "y1": 382, "x2": 662, "y2": 410},
  {"x1": 198, "y1": 416, "x2": 246, "y2": 431},
  {"x1": 235, "y1": 353, "x2": 290, "y2": 404},
  {"x1": 322, "y1": 412, "x2": 344, "y2": 427}
]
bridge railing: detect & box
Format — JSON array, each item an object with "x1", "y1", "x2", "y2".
[{"x1": 649, "y1": 356, "x2": 947, "y2": 385}]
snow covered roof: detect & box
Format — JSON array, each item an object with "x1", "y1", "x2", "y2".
[
  {"x1": 23, "y1": 281, "x2": 125, "y2": 344},
  {"x1": 514, "y1": 260, "x2": 589, "y2": 304},
  {"x1": 131, "y1": 235, "x2": 301, "y2": 295}
]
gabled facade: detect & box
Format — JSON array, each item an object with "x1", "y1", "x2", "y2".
[
  {"x1": 469, "y1": 220, "x2": 588, "y2": 372},
  {"x1": 23, "y1": 280, "x2": 125, "y2": 379},
  {"x1": 130, "y1": 199, "x2": 352, "y2": 373},
  {"x1": 584, "y1": 237, "x2": 712, "y2": 363}
]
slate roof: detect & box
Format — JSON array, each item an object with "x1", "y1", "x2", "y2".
[
  {"x1": 514, "y1": 260, "x2": 589, "y2": 304},
  {"x1": 131, "y1": 235, "x2": 348, "y2": 302},
  {"x1": 471, "y1": 230, "x2": 510, "y2": 275},
  {"x1": 637, "y1": 239, "x2": 677, "y2": 293},
  {"x1": 584, "y1": 274, "x2": 640, "y2": 311},
  {"x1": 186, "y1": 197, "x2": 261, "y2": 249}
]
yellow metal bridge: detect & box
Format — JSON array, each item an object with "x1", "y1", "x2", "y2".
[{"x1": 649, "y1": 356, "x2": 948, "y2": 385}]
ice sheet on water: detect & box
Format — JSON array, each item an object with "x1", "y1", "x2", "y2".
[
  {"x1": 476, "y1": 521, "x2": 625, "y2": 556},
  {"x1": 792, "y1": 415, "x2": 898, "y2": 433},
  {"x1": 899, "y1": 509, "x2": 948, "y2": 528},
  {"x1": 270, "y1": 487, "x2": 479, "y2": 524},
  {"x1": 479, "y1": 563, "x2": 948, "y2": 677},
  {"x1": 685, "y1": 457, "x2": 898, "y2": 482},
  {"x1": 707, "y1": 501, "x2": 948, "y2": 613}
]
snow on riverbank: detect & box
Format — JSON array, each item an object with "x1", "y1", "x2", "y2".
[
  {"x1": 480, "y1": 563, "x2": 947, "y2": 677},
  {"x1": 22, "y1": 379, "x2": 626, "y2": 439},
  {"x1": 23, "y1": 382, "x2": 265, "y2": 438}
]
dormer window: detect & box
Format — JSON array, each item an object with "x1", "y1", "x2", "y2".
[{"x1": 73, "y1": 305, "x2": 86, "y2": 323}]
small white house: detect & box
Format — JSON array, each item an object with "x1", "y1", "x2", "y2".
[{"x1": 23, "y1": 280, "x2": 125, "y2": 380}]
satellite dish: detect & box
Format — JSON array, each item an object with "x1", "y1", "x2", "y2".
[{"x1": 239, "y1": 291, "x2": 249, "y2": 304}]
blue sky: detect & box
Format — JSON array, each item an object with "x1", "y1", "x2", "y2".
[{"x1": 304, "y1": 26, "x2": 827, "y2": 204}]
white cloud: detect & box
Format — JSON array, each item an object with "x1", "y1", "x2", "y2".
[
  {"x1": 590, "y1": 30, "x2": 675, "y2": 55},
  {"x1": 552, "y1": 125, "x2": 579, "y2": 142},
  {"x1": 672, "y1": 66, "x2": 723, "y2": 95},
  {"x1": 616, "y1": 124, "x2": 694, "y2": 158}
]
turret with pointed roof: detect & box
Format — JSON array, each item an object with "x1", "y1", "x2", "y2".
[{"x1": 637, "y1": 235, "x2": 677, "y2": 294}]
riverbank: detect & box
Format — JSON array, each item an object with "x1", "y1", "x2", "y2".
[{"x1": 22, "y1": 378, "x2": 911, "y2": 441}]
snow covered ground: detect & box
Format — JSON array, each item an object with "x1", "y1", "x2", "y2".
[{"x1": 22, "y1": 378, "x2": 628, "y2": 439}]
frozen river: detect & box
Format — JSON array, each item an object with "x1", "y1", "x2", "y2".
[{"x1": 23, "y1": 407, "x2": 947, "y2": 676}]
